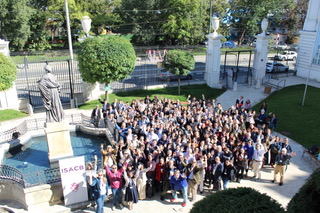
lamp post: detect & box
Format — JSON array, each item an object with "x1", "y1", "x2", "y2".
[
  {"x1": 64, "y1": 0, "x2": 75, "y2": 108},
  {"x1": 80, "y1": 16, "x2": 92, "y2": 37}
]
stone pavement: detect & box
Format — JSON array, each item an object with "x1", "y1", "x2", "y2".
[{"x1": 1, "y1": 76, "x2": 320, "y2": 213}]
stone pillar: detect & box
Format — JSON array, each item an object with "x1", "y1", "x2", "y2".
[
  {"x1": 0, "y1": 39, "x2": 10, "y2": 56},
  {"x1": 253, "y1": 19, "x2": 271, "y2": 88},
  {"x1": 45, "y1": 122, "x2": 73, "y2": 166},
  {"x1": 205, "y1": 17, "x2": 223, "y2": 88}
]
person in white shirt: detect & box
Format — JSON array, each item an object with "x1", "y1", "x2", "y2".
[{"x1": 252, "y1": 142, "x2": 267, "y2": 181}]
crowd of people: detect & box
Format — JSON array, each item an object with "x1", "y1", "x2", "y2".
[{"x1": 87, "y1": 94, "x2": 294, "y2": 212}]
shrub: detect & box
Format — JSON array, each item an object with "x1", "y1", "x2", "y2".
[
  {"x1": 287, "y1": 168, "x2": 320, "y2": 213},
  {"x1": 0, "y1": 53, "x2": 17, "y2": 91},
  {"x1": 190, "y1": 187, "x2": 285, "y2": 213}
]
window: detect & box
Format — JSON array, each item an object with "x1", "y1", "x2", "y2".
[{"x1": 312, "y1": 23, "x2": 320, "y2": 65}]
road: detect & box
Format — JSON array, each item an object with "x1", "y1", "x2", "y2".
[{"x1": 15, "y1": 54, "x2": 297, "y2": 104}]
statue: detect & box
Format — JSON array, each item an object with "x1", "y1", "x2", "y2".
[{"x1": 38, "y1": 65, "x2": 64, "y2": 123}]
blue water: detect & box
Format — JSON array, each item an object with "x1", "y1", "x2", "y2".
[{"x1": 4, "y1": 131, "x2": 106, "y2": 185}]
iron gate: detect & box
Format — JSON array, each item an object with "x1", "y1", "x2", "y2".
[{"x1": 16, "y1": 57, "x2": 83, "y2": 108}]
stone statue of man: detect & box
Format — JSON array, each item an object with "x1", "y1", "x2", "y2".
[{"x1": 38, "y1": 65, "x2": 64, "y2": 123}]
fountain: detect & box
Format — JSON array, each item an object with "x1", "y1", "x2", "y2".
[{"x1": 0, "y1": 112, "x2": 111, "y2": 211}]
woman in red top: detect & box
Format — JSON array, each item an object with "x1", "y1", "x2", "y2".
[
  {"x1": 106, "y1": 162, "x2": 128, "y2": 210},
  {"x1": 155, "y1": 157, "x2": 166, "y2": 199}
]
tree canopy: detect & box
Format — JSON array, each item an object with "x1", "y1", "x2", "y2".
[
  {"x1": 0, "y1": 0, "x2": 34, "y2": 50},
  {"x1": 163, "y1": 49, "x2": 195, "y2": 94},
  {"x1": 77, "y1": 36, "x2": 136, "y2": 97},
  {"x1": 0, "y1": 53, "x2": 17, "y2": 91}
]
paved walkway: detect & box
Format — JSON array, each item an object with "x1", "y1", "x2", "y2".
[{"x1": 1, "y1": 76, "x2": 320, "y2": 213}]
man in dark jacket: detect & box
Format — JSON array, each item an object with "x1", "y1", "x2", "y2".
[
  {"x1": 212, "y1": 156, "x2": 224, "y2": 191},
  {"x1": 91, "y1": 105, "x2": 101, "y2": 128},
  {"x1": 272, "y1": 148, "x2": 296, "y2": 186}
]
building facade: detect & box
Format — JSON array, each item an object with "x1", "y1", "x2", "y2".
[{"x1": 296, "y1": 0, "x2": 320, "y2": 81}]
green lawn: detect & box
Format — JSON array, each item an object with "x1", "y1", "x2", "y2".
[
  {"x1": 0, "y1": 109, "x2": 28, "y2": 122},
  {"x1": 253, "y1": 84, "x2": 320, "y2": 149},
  {"x1": 78, "y1": 84, "x2": 226, "y2": 110}
]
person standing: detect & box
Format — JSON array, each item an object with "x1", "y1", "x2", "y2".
[
  {"x1": 105, "y1": 163, "x2": 127, "y2": 210},
  {"x1": 123, "y1": 167, "x2": 139, "y2": 210},
  {"x1": 91, "y1": 105, "x2": 102, "y2": 128},
  {"x1": 252, "y1": 143, "x2": 267, "y2": 181},
  {"x1": 212, "y1": 156, "x2": 224, "y2": 191},
  {"x1": 170, "y1": 170, "x2": 188, "y2": 207},
  {"x1": 186, "y1": 159, "x2": 204, "y2": 202},
  {"x1": 272, "y1": 148, "x2": 296, "y2": 186},
  {"x1": 221, "y1": 160, "x2": 236, "y2": 190},
  {"x1": 88, "y1": 169, "x2": 108, "y2": 213}
]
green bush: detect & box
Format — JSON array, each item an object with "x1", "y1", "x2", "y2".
[
  {"x1": 0, "y1": 53, "x2": 17, "y2": 91},
  {"x1": 77, "y1": 36, "x2": 136, "y2": 99},
  {"x1": 287, "y1": 168, "x2": 320, "y2": 213},
  {"x1": 190, "y1": 187, "x2": 285, "y2": 213}
]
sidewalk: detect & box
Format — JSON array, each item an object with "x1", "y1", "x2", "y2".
[{"x1": 1, "y1": 76, "x2": 319, "y2": 213}]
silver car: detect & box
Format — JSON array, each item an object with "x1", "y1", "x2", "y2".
[
  {"x1": 266, "y1": 62, "x2": 289, "y2": 73},
  {"x1": 158, "y1": 70, "x2": 193, "y2": 81}
]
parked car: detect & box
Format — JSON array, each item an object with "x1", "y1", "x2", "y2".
[
  {"x1": 276, "y1": 43, "x2": 288, "y2": 50},
  {"x1": 222, "y1": 41, "x2": 237, "y2": 48},
  {"x1": 266, "y1": 62, "x2": 289, "y2": 73},
  {"x1": 274, "y1": 51, "x2": 297, "y2": 61},
  {"x1": 158, "y1": 70, "x2": 193, "y2": 81}
]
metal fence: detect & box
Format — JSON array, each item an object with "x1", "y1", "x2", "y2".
[
  {"x1": 0, "y1": 165, "x2": 25, "y2": 188},
  {"x1": 15, "y1": 57, "x2": 82, "y2": 108},
  {"x1": 0, "y1": 113, "x2": 87, "y2": 143}
]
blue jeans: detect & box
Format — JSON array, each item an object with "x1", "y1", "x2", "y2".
[
  {"x1": 96, "y1": 194, "x2": 106, "y2": 213},
  {"x1": 111, "y1": 188, "x2": 122, "y2": 206},
  {"x1": 172, "y1": 186, "x2": 188, "y2": 203},
  {"x1": 222, "y1": 176, "x2": 229, "y2": 190}
]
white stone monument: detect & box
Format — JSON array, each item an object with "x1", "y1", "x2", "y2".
[
  {"x1": 253, "y1": 18, "x2": 271, "y2": 88},
  {"x1": 205, "y1": 16, "x2": 223, "y2": 88}
]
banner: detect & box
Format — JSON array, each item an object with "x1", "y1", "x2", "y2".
[{"x1": 59, "y1": 156, "x2": 88, "y2": 206}]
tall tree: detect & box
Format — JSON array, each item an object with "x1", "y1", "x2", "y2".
[
  {"x1": 0, "y1": 0, "x2": 34, "y2": 50},
  {"x1": 117, "y1": 0, "x2": 165, "y2": 45},
  {"x1": 228, "y1": 0, "x2": 293, "y2": 44},
  {"x1": 161, "y1": 0, "x2": 206, "y2": 45},
  {"x1": 281, "y1": 0, "x2": 309, "y2": 44}
]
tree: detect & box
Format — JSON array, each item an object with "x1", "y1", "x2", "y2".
[
  {"x1": 287, "y1": 167, "x2": 320, "y2": 213},
  {"x1": 228, "y1": 0, "x2": 294, "y2": 44},
  {"x1": 163, "y1": 50, "x2": 195, "y2": 95},
  {"x1": 190, "y1": 187, "x2": 285, "y2": 213},
  {"x1": 161, "y1": 0, "x2": 206, "y2": 45},
  {"x1": 0, "y1": 53, "x2": 17, "y2": 91},
  {"x1": 117, "y1": 0, "x2": 165, "y2": 45},
  {"x1": 77, "y1": 36, "x2": 136, "y2": 100},
  {"x1": 0, "y1": 0, "x2": 34, "y2": 50}
]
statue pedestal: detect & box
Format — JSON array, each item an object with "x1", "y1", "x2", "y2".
[{"x1": 45, "y1": 122, "x2": 73, "y2": 165}]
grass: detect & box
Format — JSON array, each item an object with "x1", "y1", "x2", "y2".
[
  {"x1": 0, "y1": 109, "x2": 28, "y2": 122},
  {"x1": 253, "y1": 84, "x2": 320, "y2": 149},
  {"x1": 78, "y1": 84, "x2": 226, "y2": 110}
]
